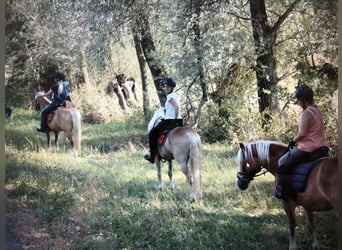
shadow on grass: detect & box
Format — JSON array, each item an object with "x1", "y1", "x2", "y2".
[{"x1": 107, "y1": 177, "x2": 337, "y2": 250}]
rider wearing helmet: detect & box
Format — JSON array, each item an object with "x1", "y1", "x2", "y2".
[
  {"x1": 36, "y1": 71, "x2": 70, "y2": 132},
  {"x1": 275, "y1": 84, "x2": 329, "y2": 199},
  {"x1": 144, "y1": 77, "x2": 183, "y2": 163}
]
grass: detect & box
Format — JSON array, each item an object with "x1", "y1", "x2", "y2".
[{"x1": 5, "y1": 108, "x2": 338, "y2": 249}]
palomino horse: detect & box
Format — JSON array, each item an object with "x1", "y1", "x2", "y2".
[
  {"x1": 148, "y1": 108, "x2": 202, "y2": 202},
  {"x1": 236, "y1": 140, "x2": 337, "y2": 250},
  {"x1": 35, "y1": 91, "x2": 81, "y2": 157}
]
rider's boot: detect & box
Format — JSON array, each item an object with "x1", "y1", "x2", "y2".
[
  {"x1": 37, "y1": 113, "x2": 48, "y2": 133},
  {"x1": 36, "y1": 128, "x2": 46, "y2": 132},
  {"x1": 144, "y1": 154, "x2": 155, "y2": 163}
]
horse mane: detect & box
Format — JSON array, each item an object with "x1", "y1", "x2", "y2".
[
  {"x1": 242, "y1": 140, "x2": 287, "y2": 167},
  {"x1": 147, "y1": 107, "x2": 164, "y2": 132},
  {"x1": 35, "y1": 91, "x2": 52, "y2": 104}
]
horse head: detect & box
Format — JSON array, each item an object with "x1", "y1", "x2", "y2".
[
  {"x1": 34, "y1": 91, "x2": 44, "y2": 100},
  {"x1": 147, "y1": 107, "x2": 164, "y2": 132},
  {"x1": 237, "y1": 143, "x2": 256, "y2": 190},
  {"x1": 35, "y1": 91, "x2": 51, "y2": 111},
  {"x1": 236, "y1": 140, "x2": 288, "y2": 190},
  {"x1": 236, "y1": 141, "x2": 272, "y2": 190}
]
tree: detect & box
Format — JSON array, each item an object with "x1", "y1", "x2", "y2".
[
  {"x1": 187, "y1": 0, "x2": 208, "y2": 128},
  {"x1": 133, "y1": 9, "x2": 168, "y2": 107},
  {"x1": 133, "y1": 32, "x2": 151, "y2": 118},
  {"x1": 249, "y1": 0, "x2": 300, "y2": 124}
]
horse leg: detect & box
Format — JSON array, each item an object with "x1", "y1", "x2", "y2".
[
  {"x1": 64, "y1": 131, "x2": 76, "y2": 157},
  {"x1": 54, "y1": 132, "x2": 59, "y2": 151},
  {"x1": 304, "y1": 209, "x2": 319, "y2": 249},
  {"x1": 179, "y1": 162, "x2": 194, "y2": 202},
  {"x1": 46, "y1": 132, "x2": 51, "y2": 150},
  {"x1": 65, "y1": 131, "x2": 73, "y2": 147},
  {"x1": 168, "y1": 160, "x2": 174, "y2": 190},
  {"x1": 155, "y1": 158, "x2": 163, "y2": 191},
  {"x1": 282, "y1": 200, "x2": 297, "y2": 250}
]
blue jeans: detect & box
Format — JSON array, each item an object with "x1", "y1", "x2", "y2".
[
  {"x1": 277, "y1": 147, "x2": 310, "y2": 174},
  {"x1": 40, "y1": 100, "x2": 61, "y2": 129}
]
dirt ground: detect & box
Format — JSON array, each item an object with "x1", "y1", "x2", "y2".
[{"x1": 5, "y1": 185, "x2": 68, "y2": 250}]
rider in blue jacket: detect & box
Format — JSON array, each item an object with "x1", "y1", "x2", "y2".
[{"x1": 36, "y1": 71, "x2": 69, "y2": 132}]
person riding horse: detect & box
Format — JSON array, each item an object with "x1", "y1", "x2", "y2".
[
  {"x1": 275, "y1": 84, "x2": 329, "y2": 199},
  {"x1": 36, "y1": 71, "x2": 70, "y2": 132},
  {"x1": 144, "y1": 77, "x2": 183, "y2": 163}
]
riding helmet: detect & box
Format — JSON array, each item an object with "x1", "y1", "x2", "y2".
[
  {"x1": 55, "y1": 71, "x2": 66, "y2": 81},
  {"x1": 293, "y1": 84, "x2": 314, "y2": 103},
  {"x1": 163, "y1": 77, "x2": 176, "y2": 87}
]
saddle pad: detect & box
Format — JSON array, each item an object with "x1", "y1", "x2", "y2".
[
  {"x1": 47, "y1": 113, "x2": 54, "y2": 122},
  {"x1": 291, "y1": 159, "x2": 321, "y2": 192},
  {"x1": 158, "y1": 130, "x2": 170, "y2": 146}
]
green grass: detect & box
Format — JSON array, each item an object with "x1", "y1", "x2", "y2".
[{"x1": 5, "y1": 108, "x2": 338, "y2": 249}]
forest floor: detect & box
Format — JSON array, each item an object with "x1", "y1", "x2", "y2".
[{"x1": 5, "y1": 185, "x2": 68, "y2": 250}]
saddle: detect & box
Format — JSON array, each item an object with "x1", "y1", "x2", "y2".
[
  {"x1": 290, "y1": 146, "x2": 329, "y2": 192},
  {"x1": 47, "y1": 102, "x2": 68, "y2": 123},
  {"x1": 157, "y1": 120, "x2": 183, "y2": 147}
]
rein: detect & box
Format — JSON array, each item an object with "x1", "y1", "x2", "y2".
[{"x1": 254, "y1": 168, "x2": 269, "y2": 177}]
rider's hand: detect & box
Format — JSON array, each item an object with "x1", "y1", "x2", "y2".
[{"x1": 288, "y1": 139, "x2": 296, "y2": 149}]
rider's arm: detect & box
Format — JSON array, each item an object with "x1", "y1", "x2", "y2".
[
  {"x1": 169, "y1": 98, "x2": 179, "y2": 119},
  {"x1": 293, "y1": 109, "x2": 313, "y2": 143}
]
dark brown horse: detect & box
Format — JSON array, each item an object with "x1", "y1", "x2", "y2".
[
  {"x1": 148, "y1": 108, "x2": 202, "y2": 202},
  {"x1": 236, "y1": 140, "x2": 337, "y2": 250},
  {"x1": 35, "y1": 91, "x2": 81, "y2": 157}
]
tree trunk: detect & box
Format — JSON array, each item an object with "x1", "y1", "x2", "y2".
[
  {"x1": 133, "y1": 32, "x2": 151, "y2": 120},
  {"x1": 249, "y1": 0, "x2": 300, "y2": 123},
  {"x1": 113, "y1": 83, "x2": 128, "y2": 110},
  {"x1": 136, "y1": 12, "x2": 167, "y2": 106},
  {"x1": 191, "y1": 0, "x2": 208, "y2": 128},
  {"x1": 81, "y1": 50, "x2": 90, "y2": 86}
]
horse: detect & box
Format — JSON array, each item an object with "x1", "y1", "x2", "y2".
[
  {"x1": 148, "y1": 108, "x2": 202, "y2": 202},
  {"x1": 35, "y1": 91, "x2": 81, "y2": 157},
  {"x1": 236, "y1": 140, "x2": 338, "y2": 250}
]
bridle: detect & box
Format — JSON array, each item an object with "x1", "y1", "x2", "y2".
[{"x1": 236, "y1": 144, "x2": 269, "y2": 189}]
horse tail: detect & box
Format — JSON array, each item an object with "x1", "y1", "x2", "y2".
[
  {"x1": 71, "y1": 109, "x2": 81, "y2": 157},
  {"x1": 189, "y1": 131, "x2": 202, "y2": 200}
]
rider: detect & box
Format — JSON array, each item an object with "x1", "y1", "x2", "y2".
[
  {"x1": 274, "y1": 84, "x2": 329, "y2": 199},
  {"x1": 36, "y1": 71, "x2": 70, "y2": 132},
  {"x1": 144, "y1": 77, "x2": 183, "y2": 163}
]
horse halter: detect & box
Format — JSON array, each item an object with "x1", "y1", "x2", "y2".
[
  {"x1": 237, "y1": 144, "x2": 267, "y2": 190},
  {"x1": 237, "y1": 151, "x2": 256, "y2": 190}
]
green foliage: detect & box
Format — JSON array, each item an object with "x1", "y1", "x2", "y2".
[
  {"x1": 5, "y1": 0, "x2": 337, "y2": 157},
  {"x1": 5, "y1": 110, "x2": 338, "y2": 249}
]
